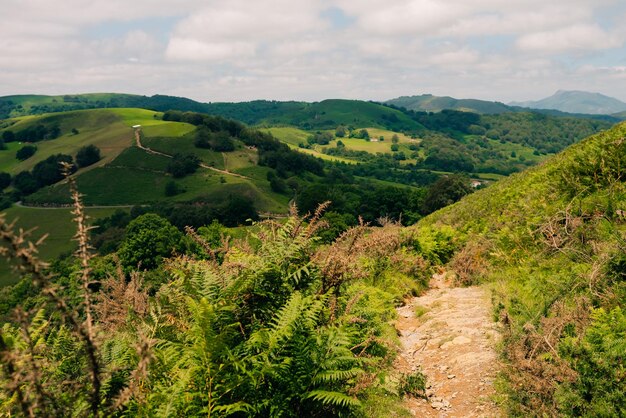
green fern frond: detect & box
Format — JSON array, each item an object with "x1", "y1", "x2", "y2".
[
  {"x1": 311, "y1": 368, "x2": 361, "y2": 384},
  {"x1": 304, "y1": 389, "x2": 361, "y2": 408}
]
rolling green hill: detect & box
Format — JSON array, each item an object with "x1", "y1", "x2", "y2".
[
  {"x1": 0, "y1": 109, "x2": 289, "y2": 212},
  {"x1": 1, "y1": 94, "x2": 424, "y2": 131},
  {"x1": 256, "y1": 99, "x2": 423, "y2": 131},
  {"x1": 418, "y1": 121, "x2": 626, "y2": 416},
  {"x1": 510, "y1": 90, "x2": 626, "y2": 115},
  {"x1": 386, "y1": 94, "x2": 513, "y2": 114}
]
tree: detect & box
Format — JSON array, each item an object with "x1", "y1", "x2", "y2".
[
  {"x1": 118, "y1": 213, "x2": 182, "y2": 270},
  {"x1": 16, "y1": 145, "x2": 37, "y2": 161},
  {"x1": 76, "y1": 145, "x2": 101, "y2": 167},
  {"x1": 335, "y1": 125, "x2": 347, "y2": 138},
  {"x1": 218, "y1": 195, "x2": 258, "y2": 227},
  {"x1": 391, "y1": 134, "x2": 399, "y2": 144},
  {"x1": 32, "y1": 154, "x2": 75, "y2": 187},
  {"x1": 422, "y1": 174, "x2": 472, "y2": 214},
  {"x1": 2, "y1": 131, "x2": 15, "y2": 143},
  {"x1": 391, "y1": 143, "x2": 399, "y2": 152},
  {"x1": 164, "y1": 180, "x2": 184, "y2": 196},
  {"x1": 12, "y1": 171, "x2": 39, "y2": 195},
  {"x1": 0, "y1": 172, "x2": 11, "y2": 190},
  {"x1": 167, "y1": 153, "x2": 200, "y2": 178}
]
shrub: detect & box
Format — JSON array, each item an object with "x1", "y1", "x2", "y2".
[
  {"x1": 76, "y1": 145, "x2": 101, "y2": 167},
  {"x1": 398, "y1": 370, "x2": 427, "y2": 398},
  {"x1": 16, "y1": 144, "x2": 37, "y2": 160},
  {"x1": 557, "y1": 307, "x2": 626, "y2": 417}
]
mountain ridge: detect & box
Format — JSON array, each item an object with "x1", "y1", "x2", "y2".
[{"x1": 509, "y1": 89, "x2": 626, "y2": 115}]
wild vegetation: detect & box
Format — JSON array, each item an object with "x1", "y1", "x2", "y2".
[
  {"x1": 1, "y1": 92, "x2": 625, "y2": 416},
  {"x1": 419, "y1": 121, "x2": 626, "y2": 416},
  {"x1": 0, "y1": 175, "x2": 435, "y2": 416}
]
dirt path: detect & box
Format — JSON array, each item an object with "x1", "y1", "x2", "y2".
[
  {"x1": 133, "y1": 129, "x2": 250, "y2": 179},
  {"x1": 395, "y1": 273, "x2": 502, "y2": 417}
]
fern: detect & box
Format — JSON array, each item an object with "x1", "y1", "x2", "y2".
[{"x1": 304, "y1": 390, "x2": 361, "y2": 408}]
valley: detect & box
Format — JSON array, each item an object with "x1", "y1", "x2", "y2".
[{"x1": 0, "y1": 92, "x2": 625, "y2": 417}]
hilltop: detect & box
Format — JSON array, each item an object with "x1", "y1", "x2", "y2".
[
  {"x1": 510, "y1": 90, "x2": 626, "y2": 115},
  {"x1": 385, "y1": 94, "x2": 512, "y2": 114}
]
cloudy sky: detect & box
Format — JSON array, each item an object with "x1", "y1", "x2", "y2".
[{"x1": 1, "y1": 0, "x2": 626, "y2": 103}]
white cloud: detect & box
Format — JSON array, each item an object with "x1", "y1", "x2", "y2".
[
  {"x1": 517, "y1": 24, "x2": 622, "y2": 53},
  {"x1": 1, "y1": 0, "x2": 626, "y2": 102},
  {"x1": 165, "y1": 0, "x2": 327, "y2": 62},
  {"x1": 167, "y1": 38, "x2": 256, "y2": 61}
]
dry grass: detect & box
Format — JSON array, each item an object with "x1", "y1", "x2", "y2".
[
  {"x1": 448, "y1": 237, "x2": 491, "y2": 286},
  {"x1": 501, "y1": 297, "x2": 590, "y2": 416}
]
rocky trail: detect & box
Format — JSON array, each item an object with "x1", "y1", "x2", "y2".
[{"x1": 395, "y1": 273, "x2": 502, "y2": 417}]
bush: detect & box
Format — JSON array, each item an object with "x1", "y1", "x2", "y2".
[
  {"x1": 16, "y1": 145, "x2": 37, "y2": 161},
  {"x1": 76, "y1": 145, "x2": 101, "y2": 167},
  {"x1": 164, "y1": 180, "x2": 184, "y2": 196},
  {"x1": 12, "y1": 171, "x2": 39, "y2": 195},
  {"x1": 32, "y1": 154, "x2": 75, "y2": 187},
  {"x1": 557, "y1": 307, "x2": 626, "y2": 417},
  {"x1": 0, "y1": 172, "x2": 11, "y2": 190},
  {"x1": 398, "y1": 370, "x2": 427, "y2": 398},
  {"x1": 117, "y1": 213, "x2": 183, "y2": 270},
  {"x1": 167, "y1": 153, "x2": 200, "y2": 178}
]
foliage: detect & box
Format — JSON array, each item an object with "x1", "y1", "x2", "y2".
[
  {"x1": 557, "y1": 307, "x2": 626, "y2": 417},
  {"x1": 12, "y1": 171, "x2": 39, "y2": 195},
  {"x1": 194, "y1": 126, "x2": 235, "y2": 151},
  {"x1": 166, "y1": 153, "x2": 200, "y2": 178},
  {"x1": 422, "y1": 174, "x2": 473, "y2": 214},
  {"x1": 117, "y1": 213, "x2": 183, "y2": 270},
  {"x1": 16, "y1": 144, "x2": 37, "y2": 161},
  {"x1": 76, "y1": 145, "x2": 101, "y2": 168},
  {"x1": 0, "y1": 197, "x2": 429, "y2": 417},
  {"x1": 398, "y1": 370, "x2": 427, "y2": 399},
  {"x1": 0, "y1": 173, "x2": 11, "y2": 190},
  {"x1": 164, "y1": 180, "x2": 184, "y2": 196},
  {"x1": 32, "y1": 154, "x2": 76, "y2": 187}
]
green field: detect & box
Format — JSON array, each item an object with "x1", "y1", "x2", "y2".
[
  {"x1": 142, "y1": 135, "x2": 225, "y2": 169},
  {"x1": 0, "y1": 206, "x2": 123, "y2": 286},
  {"x1": 108, "y1": 147, "x2": 171, "y2": 172},
  {"x1": 0, "y1": 109, "x2": 133, "y2": 174},
  {"x1": 0, "y1": 108, "x2": 196, "y2": 175},
  {"x1": 223, "y1": 149, "x2": 258, "y2": 171}
]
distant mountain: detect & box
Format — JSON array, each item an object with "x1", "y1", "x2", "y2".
[
  {"x1": 385, "y1": 94, "x2": 512, "y2": 114},
  {"x1": 510, "y1": 90, "x2": 626, "y2": 115}
]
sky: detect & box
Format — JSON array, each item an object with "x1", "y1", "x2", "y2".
[{"x1": 1, "y1": 0, "x2": 626, "y2": 103}]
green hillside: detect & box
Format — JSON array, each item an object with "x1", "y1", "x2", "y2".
[
  {"x1": 418, "y1": 121, "x2": 626, "y2": 416},
  {"x1": 0, "y1": 94, "x2": 424, "y2": 131},
  {"x1": 386, "y1": 94, "x2": 513, "y2": 114},
  {"x1": 0, "y1": 109, "x2": 289, "y2": 212},
  {"x1": 510, "y1": 90, "x2": 626, "y2": 115},
  {"x1": 0, "y1": 206, "x2": 123, "y2": 286},
  {"x1": 258, "y1": 99, "x2": 423, "y2": 131}
]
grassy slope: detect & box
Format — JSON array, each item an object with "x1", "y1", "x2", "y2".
[
  {"x1": 0, "y1": 206, "x2": 122, "y2": 286},
  {"x1": 0, "y1": 108, "x2": 196, "y2": 175},
  {"x1": 417, "y1": 121, "x2": 626, "y2": 415},
  {"x1": 15, "y1": 109, "x2": 288, "y2": 213},
  {"x1": 261, "y1": 99, "x2": 423, "y2": 130},
  {"x1": 263, "y1": 126, "x2": 419, "y2": 164},
  {"x1": 386, "y1": 94, "x2": 512, "y2": 114}
]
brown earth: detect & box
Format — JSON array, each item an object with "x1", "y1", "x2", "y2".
[{"x1": 394, "y1": 273, "x2": 502, "y2": 417}]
